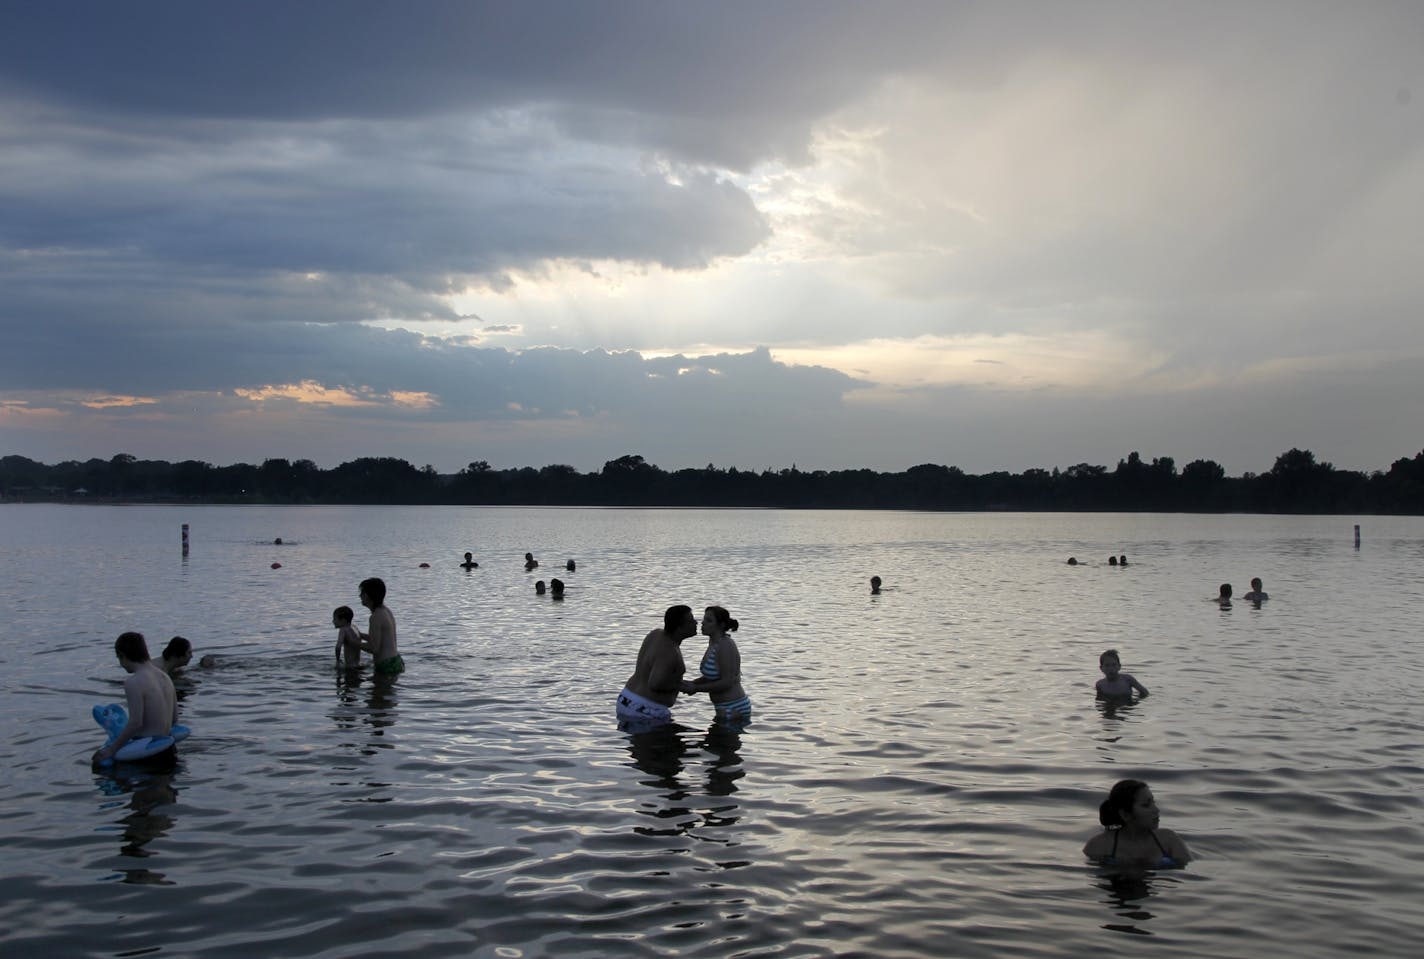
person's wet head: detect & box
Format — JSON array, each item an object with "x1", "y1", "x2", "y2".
[
  {"x1": 870, "y1": 575, "x2": 882, "y2": 594},
  {"x1": 535, "y1": 580, "x2": 546, "y2": 595},
  {"x1": 161, "y1": 636, "x2": 192, "y2": 672},
  {"x1": 1100, "y1": 779, "x2": 1159, "y2": 831},
  {"x1": 1099, "y1": 649, "x2": 1121, "y2": 680},
  {"x1": 550, "y1": 578, "x2": 564, "y2": 598}
]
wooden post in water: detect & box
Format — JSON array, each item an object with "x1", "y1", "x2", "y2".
[
  {"x1": 182, "y1": 523, "x2": 190, "y2": 556},
  {"x1": 1354, "y1": 524, "x2": 1361, "y2": 549}
]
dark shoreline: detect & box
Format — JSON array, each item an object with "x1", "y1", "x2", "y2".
[{"x1": 5, "y1": 447, "x2": 1423, "y2": 514}]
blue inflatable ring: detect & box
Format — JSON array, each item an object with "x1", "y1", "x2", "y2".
[{"x1": 94, "y1": 703, "x2": 190, "y2": 764}]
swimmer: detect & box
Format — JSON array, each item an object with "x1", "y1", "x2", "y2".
[
  {"x1": 524, "y1": 552, "x2": 539, "y2": 571},
  {"x1": 1083, "y1": 779, "x2": 1190, "y2": 868},
  {"x1": 358, "y1": 577, "x2": 403, "y2": 675},
  {"x1": 616, "y1": 605, "x2": 697, "y2": 726},
  {"x1": 1216, "y1": 583, "x2": 1233, "y2": 607},
  {"x1": 681, "y1": 606, "x2": 752, "y2": 723},
  {"x1": 1242, "y1": 577, "x2": 1268, "y2": 602},
  {"x1": 460, "y1": 551, "x2": 479, "y2": 569},
  {"x1": 1067, "y1": 557, "x2": 1080, "y2": 566},
  {"x1": 535, "y1": 580, "x2": 546, "y2": 595},
  {"x1": 274, "y1": 537, "x2": 283, "y2": 545},
  {"x1": 1095, "y1": 649, "x2": 1148, "y2": 700},
  {"x1": 93, "y1": 632, "x2": 178, "y2": 765},
  {"x1": 158, "y1": 636, "x2": 192, "y2": 676},
  {"x1": 1108, "y1": 556, "x2": 1118, "y2": 566},
  {"x1": 333, "y1": 605, "x2": 362, "y2": 668},
  {"x1": 1119, "y1": 555, "x2": 1128, "y2": 566},
  {"x1": 550, "y1": 578, "x2": 565, "y2": 598},
  {"x1": 565, "y1": 559, "x2": 576, "y2": 572},
  {"x1": 870, "y1": 575, "x2": 882, "y2": 594}
]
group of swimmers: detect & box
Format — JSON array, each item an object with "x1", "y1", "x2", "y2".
[
  {"x1": 1066, "y1": 554, "x2": 1129, "y2": 566},
  {"x1": 96, "y1": 548, "x2": 1240, "y2": 873},
  {"x1": 1217, "y1": 577, "x2": 1269, "y2": 607}
]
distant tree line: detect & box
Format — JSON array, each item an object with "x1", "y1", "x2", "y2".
[{"x1": 3, "y1": 448, "x2": 1424, "y2": 513}]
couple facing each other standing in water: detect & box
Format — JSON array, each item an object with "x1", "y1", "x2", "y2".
[{"x1": 616, "y1": 604, "x2": 751, "y2": 727}]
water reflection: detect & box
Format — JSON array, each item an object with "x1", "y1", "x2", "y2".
[
  {"x1": 333, "y1": 669, "x2": 400, "y2": 754},
  {"x1": 623, "y1": 717, "x2": 750, "y2": 841},
  {"x1": 1092, "y1": 867, "x2": 1188, "y2": 937},
  {"x1": 95, "y1": 763, "x2": 180, "y2": 886}
]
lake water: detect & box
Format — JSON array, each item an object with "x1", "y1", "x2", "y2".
[{"x1": 2, "y1": 504, "x2": 1422, "y2": 958}]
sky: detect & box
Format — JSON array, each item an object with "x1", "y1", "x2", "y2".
[{"x1": 2, "y1": 1, "x2": 1422, "y2": 476}]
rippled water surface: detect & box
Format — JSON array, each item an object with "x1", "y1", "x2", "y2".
[{"x1": 2, "y1": 504, "x2": 1422, "y2": 958}]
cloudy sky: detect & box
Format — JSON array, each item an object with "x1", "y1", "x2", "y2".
[{"x1": 2, "y1": 1, "x2": 1421, "y2": 475}]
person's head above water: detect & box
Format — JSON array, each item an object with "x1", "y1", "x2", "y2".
[
  {"x1": 870, "y1": 575, "x2": 882, "y2": 593},
  {"x1": 1251, "y1": 577, "x2": 1263, "y2": 590},
  {"x1": 702, "y1": 605, "x2": 739, "y2": 636},
  {"x1": 534, "y1": 580, "x2": 546, "y2": 594},
  {"x1": 360, "y1": 577, "x2": 387, "y2": 607},
  {"x1": 663, "y1": 604, "x2": 696, "y2": 639},
  {"x1": 114, "y1": 631, "x2": 151, "y2": 665},
  {"x1": 163, "y1": 635, "x2": 192, "y2": 662},
  {"x1": 1099, "y1": 649, "x2": 1121, "y2": 675},
  {"x1": 1099, "y1": 779, "x2": 1157, "y2": 830},
  {"x1": 333, "y1": 605, "x2": 354, "y2": 625},
  {"x1": 1109, "y1": 556, "x2": 1118, "y2": 566},
  {"x1": 1219, "y1": 583, "x2": 1232, "y2": 599},
  {"x1": 550, "y1": 578, "x2": 564, "y2": 596}
]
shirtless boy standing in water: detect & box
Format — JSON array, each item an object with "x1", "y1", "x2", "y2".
[
  {"x1": 359, "y1": 577, "x2": 404, "y2": 675},
  {"x1": 93, "y1": 632, "x2": 177, "y2": 764}
]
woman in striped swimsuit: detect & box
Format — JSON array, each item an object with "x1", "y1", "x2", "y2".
[{"x1": 681, "y1": 606, "x2": 751, "y2": 723}]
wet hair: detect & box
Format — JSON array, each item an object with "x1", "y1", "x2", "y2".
[
  {"x1": 1251, "y1": 577, "x2": 1263, "y2": 590},
  {"x1": 464, "y1": 552, "x2": 472, "y2": 561},
  {"x1": 1099, "y1": 648, "x2": 1121, "y2": 667},
  {"x1": 550, "y1": 578, "x2": 564, "y2": 595},
  {"x1": 114, "y1": 631, "x2": 150, "y2": 663},
  {"x1": 535, "y1": 580, "x2": 546, "y2": 594},
  {"x1": 360, "y1": 577, "x2": 386, "y2": 606},
  {"x1": 1108, "y1": 556, "x2": 1118, "y2": 566},
  {"x1": 163, "y1": 636, "x2": 192, "y2": 661},
  {"x1": 565, "y1": 559, "x2": 576, "y2": 572},
  {"x1": 663, "y1": 604, "x2": 693, "y2": 634},
  {"x1": 1219, "y1": 583, "x2": 1232, "y2": 598},
  {"x1": 1099, "y1": 779, "x2": 1149, "y2": 827},
  {"x1": 705, "y1": 605, "x2": 739, "y2": 633},
  {"x1": 333, "y1": 605, "x2": 354, "y2": 624}
]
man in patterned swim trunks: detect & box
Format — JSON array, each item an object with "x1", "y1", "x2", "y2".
[
  {"x1": 359, "y1": 577, "x2": 404, "y2": 675},
  {"x1": 616, "y1": 605, "x2": 696, "y2": 727}
]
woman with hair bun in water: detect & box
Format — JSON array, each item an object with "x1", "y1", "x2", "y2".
[
  {"x1": 681, "y1": 606, "x2": 751, "y2": 723},
  {"x1": 1083, "y1": 779, "x2": 1191, "y2": 868}
]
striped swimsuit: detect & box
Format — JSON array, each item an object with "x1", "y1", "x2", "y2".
[{"x1": 700, "y1": 643, "x2": 751, "y2": 718}]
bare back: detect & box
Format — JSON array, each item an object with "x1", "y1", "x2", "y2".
[
  {"x1": 126, "y1": 662, "x2": 177, "y2": 737},
  {"x1": 364, "y1": 605, "x2": 398, "y2": 662}
]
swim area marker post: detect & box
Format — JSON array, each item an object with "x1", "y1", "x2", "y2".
[{"x1": 182, "y1": 523, "x2": 189, "y2": 557}]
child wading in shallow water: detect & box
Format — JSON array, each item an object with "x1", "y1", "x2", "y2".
[
  {"x1": 333, "y1": 605, "x2": 362, "y2": 668},
  {"x1": 1095, "y1": 649, "x2": 1148, "y2": 700}
]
